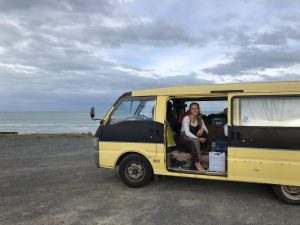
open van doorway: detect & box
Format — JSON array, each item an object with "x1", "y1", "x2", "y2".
[{"x1": 166, "y1": 97, "x2": 228, "y2": 176}]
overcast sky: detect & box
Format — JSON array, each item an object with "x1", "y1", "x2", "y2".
[{"x1": 0, "y1": 0, "x2": 300, "y2": 112}]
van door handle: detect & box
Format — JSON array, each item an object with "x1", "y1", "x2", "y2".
[{"x1": 231, "y1": 131, "x2": 240, "y2": 141}]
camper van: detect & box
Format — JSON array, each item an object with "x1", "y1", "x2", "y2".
[{"x1": 90, "y1": 81, "x2": 300, "y2": 204}]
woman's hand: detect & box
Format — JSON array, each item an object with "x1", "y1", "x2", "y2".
[
  {"x1": 197, "y1": 128, "x2": 205, "y2": 137},
  {"x1": 199, "y1": 138, "x2": 206, "y2": 143}
]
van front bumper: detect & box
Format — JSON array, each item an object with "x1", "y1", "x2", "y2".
[{"x1": 93, "y1": 137, "x2": 100, "y2": 168}]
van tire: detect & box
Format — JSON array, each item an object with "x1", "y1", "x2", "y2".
[
  {"x1": 272, "y1": 185, "x2": 300, "y2": 204},
  {"x1": 119, "y1": 154, "x2": 153, "y2": 188}
]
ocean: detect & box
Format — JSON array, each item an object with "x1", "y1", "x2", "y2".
[
  {"x1": 0, "y1": 109, "x2": 225, "y2": 134},
  {"x1": 0, "y1": 112, "x2": 102, "y2": 134}
]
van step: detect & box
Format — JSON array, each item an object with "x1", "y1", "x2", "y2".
[{"x1": 168, "y1": 167, "x2": 227, "y2": 176}]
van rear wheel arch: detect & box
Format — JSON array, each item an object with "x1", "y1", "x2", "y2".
[
  {"x1": 116, "y1": 152, "x2": 134, "y2": 167},
  {"x1": 116, "y1": 152, "x2": 152, "y2": 168}
]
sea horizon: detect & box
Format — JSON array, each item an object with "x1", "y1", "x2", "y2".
[
  {"x1": 0, "y1": 110, "x2": 221, "y2": 134},
  {"x1": 0, "y1": 112, "x2": 102, "y2": 134}
]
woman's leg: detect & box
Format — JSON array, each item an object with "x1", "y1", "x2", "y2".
[
  {"x1": 178, "y1": 135, "x2": 199, "y2": 162},
  {"x1": 179, "y1": 135, "x2": 206, "y2": 173},
  {"x1": 185, "y1": 137, "x2": 201, "y2": 162}
]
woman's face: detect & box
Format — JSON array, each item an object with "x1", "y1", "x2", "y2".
[{"x1": 190, "y1": 104, "x2": 199, "y2": 116}]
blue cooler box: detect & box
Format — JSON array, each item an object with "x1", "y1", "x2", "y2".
[
  {"x1": 211, "y1": 117, "x2": 226, "y2": 125},
  {"x1": 211, "y1": 140, "x2": 227, "y2": 153}
]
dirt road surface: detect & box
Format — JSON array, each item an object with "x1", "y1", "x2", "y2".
[{"x1": 0, "y1": 135, "x2": 299, "y2": 225}]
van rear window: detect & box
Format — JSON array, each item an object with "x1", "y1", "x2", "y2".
[{"x1": 232, "y1": 96, "x2": 300, "y2": 127}]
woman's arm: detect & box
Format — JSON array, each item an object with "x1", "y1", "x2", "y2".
[{"x1": 182, "y1": 116, "x2": 198, "y2": 138}]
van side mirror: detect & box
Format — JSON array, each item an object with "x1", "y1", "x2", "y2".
[
  {"x1": 90, "y1": 107, "x2": 103, "y2": 124},
  {"x1": 90, "y1": 107, "x2": 95, "y2": 119}
]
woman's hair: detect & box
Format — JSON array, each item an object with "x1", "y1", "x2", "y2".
[
  {"x1": 189, "y1": 102, "x2": 202, "y2": 126},
  {"x1": 189, "y1": 102, "x2": 200, "y2": 113}
]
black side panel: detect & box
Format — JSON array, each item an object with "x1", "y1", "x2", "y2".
[
  {"x1": 229, "y1": 126, "x2": 300, "y2": 150},
  {"x1": 96, "y1": 121, "x2": 164, "y2": 143}
]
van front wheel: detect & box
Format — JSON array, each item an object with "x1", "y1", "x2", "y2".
[
  {"x1": 272, "y1": 185, "x2": 300, "y2": 204},
  {"x1": 119, "y1": 154, "x2": 153, "y2": 188}
]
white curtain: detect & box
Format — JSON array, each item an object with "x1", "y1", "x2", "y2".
[{"x1": 239, "y1": 97, "x2": 300, "y2": 127}]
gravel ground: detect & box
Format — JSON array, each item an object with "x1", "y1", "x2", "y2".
[{"x1": 0, "y1": 134, "x2": 299, "y2": 225}]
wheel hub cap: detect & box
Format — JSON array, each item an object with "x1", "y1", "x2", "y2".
[
  {"x1": 281, "y1": 185, "x2": 300, "y2": 200},
  {"x1": 127, "y1": 163, "x2": 144, "y2": 180}
]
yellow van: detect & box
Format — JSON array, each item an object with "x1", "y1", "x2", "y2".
[{"x1": 90, "y1": 81, "x2": 300, "y2": 204}]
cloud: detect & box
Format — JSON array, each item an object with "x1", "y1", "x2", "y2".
[
  {"x1": 0, "y1": 67, "x2": 212, "y2": 112},
  {"x1": 0, "y1": 0, "x2": 300, "y2": 112},
  {"x1": 62, "y1": 19, "x2": 204, "y2": 47},
  {"x1": 202, "y1": 47, "x2": 300, "y2": 75},
  {"x1": 0, "y1": 0, "x2": 116, "y2": 14}
]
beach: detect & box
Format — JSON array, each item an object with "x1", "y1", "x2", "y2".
[{"x1": 0, "y1": 134, "x2": 299, "y2": 225}]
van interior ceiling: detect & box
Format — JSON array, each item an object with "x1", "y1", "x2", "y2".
[{"x1": 166, "y1": 97, "x2": 228, "y2": 176}]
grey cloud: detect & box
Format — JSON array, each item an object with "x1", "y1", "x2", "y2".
[
  {"x1": 259, "y1": 73, "x2": 300, "y2": 82},
  {"x1": 0, "y1": 33, "x2": 114, "y2": 74},
  {"x1": 207, "y1": 25, "x2": 293, "y2": 48},
  {"x1": 202, "y1": 47, "x2": 300, "y2": 75},
  {"x1": 0, "y1": 0, "x2": 204, "y2": 49},
  {"x1": 205, "y1": 8, "x2": 300, "y2": 48},
  {"x1": 279, "y1": 10, "x2": 300, "y2": 22},
  {"x1": 253, "y1": 25, "x2": 300, "y2": 46},
  {"x1": 71, "y1": 20, "x2": 204, "y2": 47},
  {"x1": 211, "y1": 12, "x2": 239, "y2": 24},
  {"x1": 253, "y1": 31, "x2": 287, "y2": 46},
  {"x1": 0, "y1": 0, "x2": 207, "y2": 96},
  {"x1": 0, "y1": 66, "x2": 212, "y2": 112},
  {"x1": 0, "y1": 0, "x2": 115, "y2": 14},
  {"x1": 1, "y1": 0, "x2": 300, "y2": 113},
  {"x1": 0, "y1": 0, "x2": 50, "y2": 11},
  {"x1": 261, "y1": 0, "x2": 300, "y2": 10},
  {"x1": 0, "y1": 23, "x2": 25, "y2": 46}
]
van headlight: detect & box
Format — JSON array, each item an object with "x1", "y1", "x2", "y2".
[{"x1": 93, "y1": 137, "x2": 99, "y2": 151}]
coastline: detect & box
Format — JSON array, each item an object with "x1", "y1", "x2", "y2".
[
  {"x1": 0, "y1": 111, "x2": 98, "y2": 135},
  {"x1": 0, "y1": 132, "x2": 94, "y2": 139}
]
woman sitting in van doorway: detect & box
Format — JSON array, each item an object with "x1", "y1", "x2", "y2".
[{"x1": 178, "y1": 102, "x2": 208, "y2": 173}]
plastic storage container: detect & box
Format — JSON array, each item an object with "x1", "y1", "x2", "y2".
[{"x1": 209, "y1": 152, "x2": 226, "y2": 172}]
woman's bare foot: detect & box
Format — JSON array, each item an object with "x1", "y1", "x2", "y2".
[{"x1": 195, "y1": 162, "x2": 206, "y2": 174}]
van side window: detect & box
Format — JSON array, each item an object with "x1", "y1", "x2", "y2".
[
  {"x1": 110, "y1": 99, "x2": 155, "y2": 124},
  {"x1": 232, "y1": 96, "x2": 300, "y2": 127}
]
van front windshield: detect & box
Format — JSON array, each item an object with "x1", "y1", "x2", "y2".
[{"x1": 110, "y1": 99, "x2": 155, "y2": 124}]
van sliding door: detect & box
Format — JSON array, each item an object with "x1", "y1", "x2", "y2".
[{"x1": 227, "y1": 93, "x2": 300, "y2": 186}]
